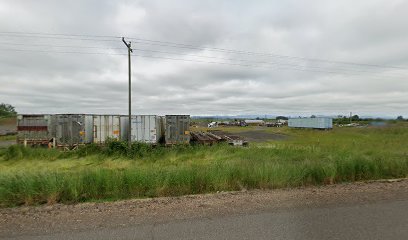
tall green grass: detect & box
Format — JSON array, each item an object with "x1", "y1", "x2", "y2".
[{"x1": 1, "y1": 124, "x2": 408, "y2": 207}]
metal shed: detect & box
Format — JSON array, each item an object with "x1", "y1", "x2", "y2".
[
  {"x1": 165, "y1": 115, "x2": 190, "y2": 145},
  {"x1": 288, "y1": 117, "x2": 333, "y2": 129}
]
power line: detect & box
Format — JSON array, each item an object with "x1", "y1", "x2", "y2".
[
  {"x1": 0, "y1": 48, "x2": 126, "y2": 56},
  {"x1": 133, "y1": 54, "x2": 403, "y2": 78},
  {"x1": 0, "y1": 47, "x2": 405, "y2": 79},
  {"x1": 0, "y1": 31, "x2": 120, "y2": 39},
  {"x1": 0, "y1": 31, "x2": 405, "y2": 70},
  {"x1": 0, "y1": 40, "x2": 406, "y2": 76},
  {"x1": 0, "y1": 41, "x2": 123, "y2": 50},
  {"x1": 129, "y1": 39, "x2": 406, "y2": 70},
  {"x1": 129, "y1": 48, "x2": 407, "y2": 76},
  {"x1": 0, "y1": 33, "x2": 118, "y2": 42}
]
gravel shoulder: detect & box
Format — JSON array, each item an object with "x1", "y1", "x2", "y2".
[{"x1": 1, "y1": 179, "x2": 408, "y2": 238}]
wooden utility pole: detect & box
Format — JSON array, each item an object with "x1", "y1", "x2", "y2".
[{"x1": 122, "y1": 37, "x2": 133, "y2": 148}]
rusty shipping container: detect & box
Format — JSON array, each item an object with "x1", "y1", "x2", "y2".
[
  {"x1": 93, "y1": 115, "x2": 121, "y2": 144},
  {"x1": 16, "y1": 114, "x2": 55, "y2": 145},
  {"x1": 165, "y1": 115, "x2": 190, "y2": 145},
  {"x1": 55, "y1": 114, "x2": 93, "y2": 146},
  {"x1": 130, "y1": 115, "x2": 164, "y2": 144}
]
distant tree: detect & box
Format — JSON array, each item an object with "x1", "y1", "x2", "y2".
[
  {"x1": 397, "y1": 116, "x2": 404, "y2": 121},
  {"x1": 276, "y1": 116, "x2": 288, "y2": 120},
  {"x1": 310, "y1": 115, "x2": 316, "y2": 118},
  {"x1": 0, "y1": 103, "x2": 16, "y2": 117},
  {"x1": 334, "y1": 116, "x2": 349, "y2": 125},
  {"x1": 256, "y1": 117, "x2": 260, "y2": 120},
  {"x1": 351, "y1": 115, "x2": 360, "y2": 121}
]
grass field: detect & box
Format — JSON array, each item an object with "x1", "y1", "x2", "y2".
[{"x1": 1, "y1": 123, "x2": 408, "y2": 207}]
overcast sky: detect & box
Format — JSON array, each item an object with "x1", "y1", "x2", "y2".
[{"x1": 1, "y1": 0, "x2": 407, "y2": 117}]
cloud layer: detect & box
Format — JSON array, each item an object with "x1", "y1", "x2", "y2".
[{"x1": 1, "y1": 0, "x2": 408, "y2": 117}]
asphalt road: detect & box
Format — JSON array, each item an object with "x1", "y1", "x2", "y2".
[
  {"x1": 2, "y1": 180, "x2": 408, "y2": 240},
  {"x1": 5, "y1": 198, "x2": 408, "y2": 239}
]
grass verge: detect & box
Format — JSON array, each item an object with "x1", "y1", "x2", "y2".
[{"x1": 1, "y1": 125, "x2": 408, "y2": 207}]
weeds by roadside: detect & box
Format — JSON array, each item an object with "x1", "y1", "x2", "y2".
[{"x1": 1, "y1": 125, "x2": 408, "y2": 207}]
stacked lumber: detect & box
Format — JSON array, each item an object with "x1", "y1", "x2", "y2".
[{"x1": 191, "y1": 130, "x2": 249, "y2": 146}]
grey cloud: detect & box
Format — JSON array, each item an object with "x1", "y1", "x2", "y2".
[{"x1": 1, "y1": 0, "x2": 408, "y2": 117}]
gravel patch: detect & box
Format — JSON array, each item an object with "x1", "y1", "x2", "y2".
[{"x1": 1, "y1": 179, "x2": 408, "y2": 238}]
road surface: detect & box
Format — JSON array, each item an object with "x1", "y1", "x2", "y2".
[{"x1": 2, "y1": 179, "x2": 408, "y2": 239}]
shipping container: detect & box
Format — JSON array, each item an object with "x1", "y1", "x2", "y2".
[
  {"x1": 16, "y1": 114, "x2": 55, "y2": 145},
  {"x1": 93, "y1": 115, "x2": 121, "y2": 144},
  {"x1": 165, "y1": 115, "x2": 190, "y2": 145},
  {"x1": 288, "y1": 117, "x2": 333, "y2": 129},
  {"x1": 130, "y1": 115, "x2": 163, "y2": 144},
  {"x1": 55, "y1": 114, "x2": 93, "y2": 146}
]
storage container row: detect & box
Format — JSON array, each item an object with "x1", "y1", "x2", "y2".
[{"x1": 17, "y1": 114, "x2": 190, "y2": 147}]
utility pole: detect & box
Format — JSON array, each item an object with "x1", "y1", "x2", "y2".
[{"x1": 122, "y1": 37, "x2": 133, "y2": 148}]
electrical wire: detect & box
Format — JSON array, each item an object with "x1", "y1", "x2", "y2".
[
  {"x1": 0, "y1": 47, "x2": 405, "y2": 80},
  {"x1": 0, "y1": 31, "x2": 405, "y2": 70},
  {"x1": 0, "y1": 41, "x2": 405, "y2": 77}
]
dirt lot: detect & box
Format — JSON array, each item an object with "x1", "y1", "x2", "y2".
[
  {"x1": 237, "y1": 130, "x2": 288, "y2": 142},
  {"x1": 0, "y1": 118, "x2": 16, "y2": 148},
  {"x1": 0, "y1": 140, "x2": 15, "y2": 148},
  {"x1": 0, "y1": 117, "x2": 16, "y2": 135},
  {"x1": 217, "y1": 127, "x2": 289, "y2": 142},
  {"x1": 1, "y1": 179, "x2": 408, "y2": 238}
]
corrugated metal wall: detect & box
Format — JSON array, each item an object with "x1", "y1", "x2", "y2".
[
  {"x1": 130, "y1": 115, "x2": 163, "y2": 144},
  {"x1": 93, "y1": 115, "x2": 121, "y2": 144},
  {"x1": 16, "y1": 114, "x2": 192, "y2": 146},
  {"x1": 119, "y1": 116, "x2": 129, "y2": 141},
  {"x1": 16, "y1": 114, "x2": 55, "y2": 143},
  {"x1": 55, "y1": 114, "x2": 93, "y2": 146},
  {"x1": 165, "y1": 115, "x2": 190, "y2": 145}
]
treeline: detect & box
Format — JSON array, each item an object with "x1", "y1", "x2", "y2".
[
  {"x1": 333, "y1": 115, "x2": 406, "y2": 124},
  {"x1": 0, "y1": 103, "x2": 16, "y2": 118}
]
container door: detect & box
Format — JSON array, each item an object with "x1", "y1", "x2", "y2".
[
  {"x1": 165, "y1": 116, "x2": 173, "y2": 144},
  {"x1": 131, "y1": 116, "x2": 139, "y2": 142},
  {"x1": 72, "y1": 115, "x2": 82, "y2": 145},
  {"x1": 120, "y1": 116, "x2": 129, "y2": 141},
  {"x1": 149, "y1": 115, "x2": 157, "y2": 143},
  {"x1": 93, "y1": 115, "x2": 100, "y2": 143},
  {"x1": 100, "y1": 116, "x2": 106, "y2": 143},
  {"x1": 112, "y1": 116, "x2": 120, "y2": 140}
]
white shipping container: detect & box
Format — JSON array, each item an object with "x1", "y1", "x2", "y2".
[
  {"x1": 288, "y1": 117, "x2": 332, "y2": 129},
  {"x1": 93, "y1": 115, "x2": 121, "y2": 144},
  {"x1": 131, "y1": 115, "x2": 163, "y2": 144}
]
